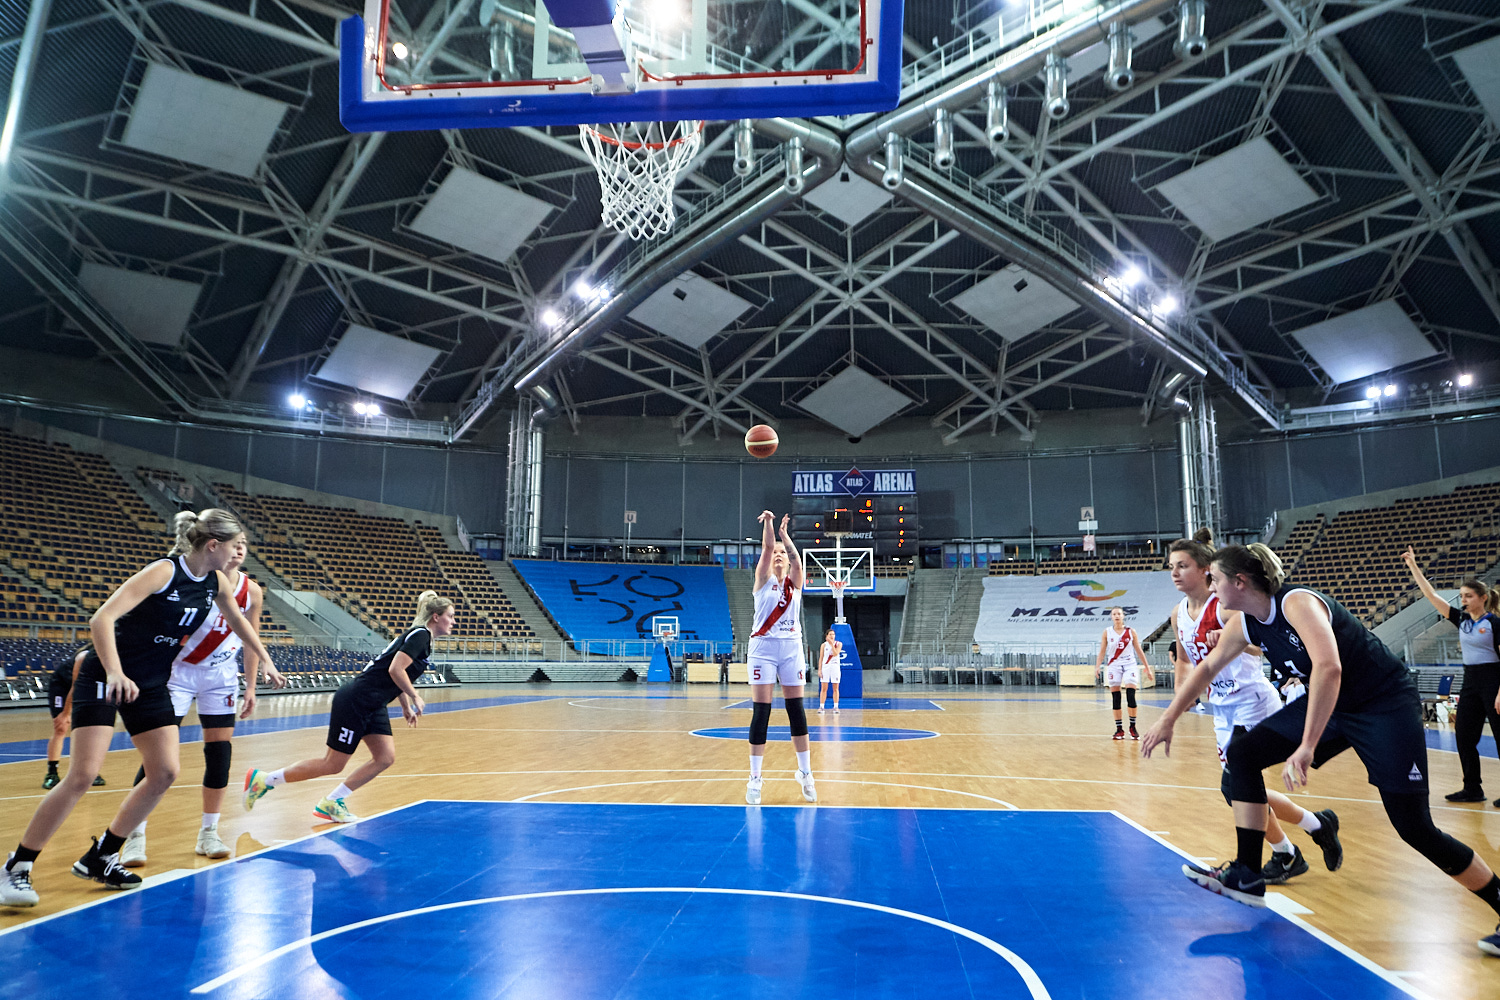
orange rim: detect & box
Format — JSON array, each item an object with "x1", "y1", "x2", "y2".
[{"x1": 583, "y1": 121, "x2": 705, "y2": 151}]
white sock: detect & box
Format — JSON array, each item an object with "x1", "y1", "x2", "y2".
[
  {"x1": 330, "y1": 783, "x2": 353, "y2": 801},
  {"x1": 202, "y1": 813, "x2": 220, "y2": 830},
  {"x1": 1267, "y1": 834, "x2": 1294, "y2": 855},
  {"x1": 1296, "y1": 811, "x2": 1322, "y2": 833},
  {"x1": 796, "y1": 750, "x2": 811, "y2": 774},
  {"x1": 267, "y1": 769, "x2": 287, "y2": 788},
  {"x1": 749, "y1": 754, "x2": 763, "y2": 779},
  {"x1": 132, "y1": 821, "x2": 147, "y2": 836}
]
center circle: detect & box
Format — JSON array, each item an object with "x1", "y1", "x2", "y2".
[{"x1": 691, "y1": 726, "x2": 938, "y2": 742}]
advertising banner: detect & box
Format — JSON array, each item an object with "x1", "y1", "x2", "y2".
[{"x1": 973, "y1": 572, "x2": 1181, "y2": 652}]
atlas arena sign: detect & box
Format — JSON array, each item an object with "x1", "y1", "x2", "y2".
[
  {"x1": 792, "y1": 467, "x2": 915, "y2": 497},
  {"x1": 973, "y1": 572, "x2": 1182, "y2": 651}
]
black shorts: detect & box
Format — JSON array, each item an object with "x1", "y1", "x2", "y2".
[
  {"x1": 71, "y1": 674, "x2": 179, "y2": 736},
  {"x1": 48, "y1": 673, "x2": 72, "y2": 719},
  {"x1": 326, "y1": 685, "x2": 393, "y2": 752},
  {"x1": 1251, "y1": 690, "x2": 1429, "y2": 794}
]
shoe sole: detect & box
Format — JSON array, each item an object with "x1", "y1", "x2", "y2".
[
  {"x1": 70, "y1": 865, "x2": 140, "y2": 890},
  {"x1": 0, "y1": 895, "x2": 38, "y2": 907},
  {"x1": 120, "y1": 856, "x2": 147, "y2": 869},
  {"x1": 1182, "y1": 865, "x2": 1266, "y2": 908},
  {"x1": 312, "y1": 811, "x2": 354, "y2": 823},
  {"x1": 1480, "y1": 939, "x2": 1500, "y2": 957},
  {"x1": 197, "y1": 849, "x2": 231, "y2": 859}
]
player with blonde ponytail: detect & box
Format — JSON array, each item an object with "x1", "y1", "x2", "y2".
[{"x1": 242, "y1": 591, "x2": 456, "y2": 823}]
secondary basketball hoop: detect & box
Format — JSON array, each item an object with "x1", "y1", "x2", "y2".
[{"x1": 579, "y1": 120, "x2": 704, "y2": 240}]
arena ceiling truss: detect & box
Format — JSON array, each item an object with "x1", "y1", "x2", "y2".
[{"x1": 1, "y1": 0, "x2": 1498, "y2": 445}]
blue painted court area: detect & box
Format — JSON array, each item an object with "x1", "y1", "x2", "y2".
[
  {"x1": 693, "y1": 726, "x2": 937, "y2": 742},
  {"x1": 725, "y1": 698, "x2": 943, "y2": 711},
  {"x1": 0, "y1": 801, "x2": 1415, "y2": 1000},
  {"x1": 1427, "y1": 729, "x2": 1500, "y2": 760},
  {"x1": 0, "y1": 694, "x2": 557, "y2": 763}
]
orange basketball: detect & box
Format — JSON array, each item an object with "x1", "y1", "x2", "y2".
[{"x1": 745, "y1": 424, "x2": 778, "y2": 458}]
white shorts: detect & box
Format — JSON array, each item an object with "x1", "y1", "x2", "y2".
[
  {"x1": 747, "y1": 639, "x2": 806, "y2": 688},
  {"x1": 819, "y1": 662, "x2": 842, "y2": 684},
  {"x1": 168, "y1": 664, "x2": 239, "y2": 721},
  {"x1": 1211, "y1": 684, "x2": 1281, "y2": 765},
  {"x1": 1105, "y1": 664, "x2": 1140, "y2": 688}
]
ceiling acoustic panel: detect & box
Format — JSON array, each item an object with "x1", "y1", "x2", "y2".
[
  {"x1": 627, "y1": 272, "x2": 752, "y2": 349},
  {"x1": 798, "y1": 365, "x2": 914, "y2": 437},
  {"x1": 408, "y1": 167, "x2": 554, "y2": 263},
  {"x1": 951, "y1": 264, "x2": 1079, "y2": 341},
  {"x1": 121, "y1": 64, "x2": 289, "y2": 178},
  {"x1": 802, "y1": 168, "x2": 893, "y2": 228},
  {"x1": 77, "y1": 262, "x2": 202, "y2": 346},
  {"x1": 1154, "y1": 136, "x2": 1318, "y2": 242},
  {"x1": 1288, "y1": 300, "x2": 1438, "y2": 384},
  {"x1": 1453, "y1": 34, "x2": 1500, "y2": 128},
  {"x1": 313, "y1": 324, "x2": 443, "y2": 400}
]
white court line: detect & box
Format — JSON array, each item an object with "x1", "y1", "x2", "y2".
[
  {"x1": 188, "y1": 885, "x2": 1052, "y2": 997},
  {"x1": 0, "y1": 799, "x2": 431, "y2": 939},
  {"x1": 511, "y1": 777, "x2": 1017, "y2": 809},
  {"x1": 1107, "y1": 811, "x2": 1440, "y2": 1000}
]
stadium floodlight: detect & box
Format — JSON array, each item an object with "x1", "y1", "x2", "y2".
[
  {"x1": 1106, "y1": 22, "x2": 1135, "y2": 91},
  {"x1": 1153, "y1": 294, "x2": 1179, "y2": 316},
  {"x1": 733, "y1": 119, "x2": 755, "y2": 177},
  {"x1": 1044, "y1": 51, "x2": 1069, "y2": 120},
  {"x1": 1176, "y1": 1, "x2": 1208, "y2": 60},
  {"x1": 1458, "y1": 372, "x2": 1475, "y2": 387},
  {"x1": 881, "y1": 132, "x2": 903, "y2": 190},
  {"x1": 649, "y1": 0, "x2": 679, "y2": 22},
  {"x1": 288, "y1": 392, "x2": 307, "y2": 409},
  {"x1": 353, "y1": 401, "x2": 368, "y2": 415},
  {"x1": 540, "y1": 307, "x2": 561, "y2": 327},
  {"x1": 1364, "y1": 386, "x2": 1381, "y2": 399},
  {"x1": 1121, "y1": 265, "x2": 1144, "y2": 287},
  {"x1": 1383, "y1": 383, "x2": 1398, "y2": 397},
  {"x1": 932, "y1": 108, "x2": 955, "y2": 169},
  {"x1": 985, "y1": 80, "x2": 1008, "y2": 148},
  {"x1": 368, "y1": 402, "x2": 381, "y2": 416},
  {"x1": 391, "y1": 41, "x2": 409, "y2": 60}
]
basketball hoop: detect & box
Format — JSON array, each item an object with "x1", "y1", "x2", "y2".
[
  {"x1": 829, "y1": 577, "x2": 848, "y2": 625},
  {"x1": 578, "y1": 121, "x2": 704, "y2": 240}
]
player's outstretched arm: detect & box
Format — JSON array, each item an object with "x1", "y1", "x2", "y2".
[
  {"x1": 1141, "y1": 622, "x2": 1251, "y2": 758},
  {"x1": 753, "y1": 510, "x2": 775, "y2": 590},
  {"x1": 780, "y1": 514, "x2": 803, "y2": 589}
]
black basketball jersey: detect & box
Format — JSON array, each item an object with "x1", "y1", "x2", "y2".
[
  {"x1": 80, "y1": 557, "x2": 219, "y2": 688},
  {"x1": 345, "y1": 626, "x2": 432, "y2": 706},
  {"x1": 1242, "y1": 585, "x2": 1413, "y2": 712}
]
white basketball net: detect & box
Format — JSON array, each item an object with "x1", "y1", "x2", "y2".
[{"x1": 579, "y1": 121, "x2": 704, "y2": 240}]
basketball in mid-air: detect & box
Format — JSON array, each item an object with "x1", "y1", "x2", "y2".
[{"x1": 745, "y1": 424, "x2": 778, "y2": 458}]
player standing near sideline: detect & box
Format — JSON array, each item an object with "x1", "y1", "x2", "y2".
[
  {"x1": 243, "y1": 592, "x2": 455, "y2": 823},
  {"x1": 0, "y1": 509, "x2": 276, "y2": 907},
  {"x1": 1167, "y1": 531, "x2": 1342, "y2": 885},
  {"x1": 1096, "y1": 607, "x2": 1152, "y2": 740},
  {"x1": 817, "y1": 628, "x2": 842, "y2": 716},
  {"x1": 745, "y1": 511, "x2": 816, "y2": 805},
  {"x1": 1402, "y1": 547, "x2": 1500, "y2": 806},
  {"x1": 121, "y1": 534, "x2": 281, "y2": 866},
  {"x1": 42, "y1": 647, "x2": 106, "y2": 790},
  {"x1": 1141, "y1": 544, "x2": 1500, "y2": 956}
]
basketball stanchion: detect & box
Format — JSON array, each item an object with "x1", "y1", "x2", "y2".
[{"x1": 578, "y1": 120, "x2": 704, "y2": 240}]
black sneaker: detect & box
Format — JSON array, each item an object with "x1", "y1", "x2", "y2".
[
  {"x1": 1183, "y1": 859, "x2": 1266, "y2": 908},
  {"x1": 1261, "y1": 846, "x2": 1309, "y2": 885},
  {"x1": 1129, "y1": 724, "x2": 1139, "y2": 741},
  {"x1": 1445, "y1": 788, "x2": 1486, "y2": 803},
  {"x1": 1112, "y1": 729, "x2": 1125, "y2": 741},
  {"x1": 1308, "y1": 810, "x2": 1342, "y2": 872},
  {"x1": 41, "y1": 772, "x2": 58, "y2": 790},
  {"x1": 1481, "y1": 925, "x2": 1500, "y2": 957},
  {"x1": 91, "y1": 775, "x2": 106, "y2": 787},
  {"x1": 71, "y1": 837, "x2": 142, "y2": 890}
]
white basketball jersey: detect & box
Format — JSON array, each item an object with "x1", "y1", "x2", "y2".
[
  {"x1": 752, "y1": 575, "x2": 801, "y2": 641},
  {"x1": 173, "y1": 572, "x2": 251, "y2": 673},
  {"x1": 1104, "y1": 626, "x2": 1138, "y2": 669},
  {"x1": 1174, "y1": 594, "x2": 1273, "y2": 705},
  {"x1": 820, "y1": 642, "x2": 839, "y2": 668}
]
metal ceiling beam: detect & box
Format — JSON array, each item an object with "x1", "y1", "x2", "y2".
[
  {"x1": 168, "y1": 0, "x2": 340, "y2": 57},
  {"x1": 0, "y1": 0, "x2": 52, "y2": 179},
  {"x1": 942, "y1": 341, "x2": 1134, "y2": 444}
]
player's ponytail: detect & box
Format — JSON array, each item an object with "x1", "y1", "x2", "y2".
[
  {"x1": 413, "y1": 590, "x2": 454, "y2": 627},
  {"x1": 170, "y1": 508, "x2": 243, "y2": 556},
  {"x1": 1213, "y1": 543, "x2": 1286, "y2": 594},
  {"x1": 1169, "y1": 527, "x2": 1216, "y2": 568}
]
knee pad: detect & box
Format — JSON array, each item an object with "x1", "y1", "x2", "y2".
[
  {"x1": 784, "y1": 697, "x2": 809, "y2": 738},
  {"x1": 1224, "y1": 739, "x2": 1269, "y2": 804},
  {"x1": 133, "y1": 765, "x2": 146, "y2": 787},
  {"x1": 749, "y1": 701, "x2": 773, "y2": 746},
  {"x1": 1220, "y1": 767, "x2": 1234, "y2": 808},
  {"x1": 1125, "y1": 688, "x2": 1137, "y2": 710},
  {"x1": 1382, "y1": 791, "x2": 1475, "y2": 875},
  {"x1": 1111, "y1": 690, "x2": 1122, "y2": 711},
  {"x1": 202, "y1": 740, "x2": 233, "y2": 790}
]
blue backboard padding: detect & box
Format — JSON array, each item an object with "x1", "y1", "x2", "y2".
[
  {"x1": 513, "y1": 559, "x2": 733, "y2": 654},
  {"x1": 338, "y1": 12, "x2": 904, "y2": 132},
  {"x1": 546, "y1": 0, "x2": 615, "y2": 28}
]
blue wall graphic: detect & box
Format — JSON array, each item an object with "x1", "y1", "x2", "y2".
[{"x1": 514, "y1": 560, "x2": 733, "y2": 655}]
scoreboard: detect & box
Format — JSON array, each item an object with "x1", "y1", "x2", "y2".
[{"x1": 790, "y1": 466, "x2": 918, "y2": 556}]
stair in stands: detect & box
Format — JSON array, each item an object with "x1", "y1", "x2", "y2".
[
  {"x1": 724, "y1": 569, "x2": 755, "y2": 647},
  {"x1": 486, "y1": 561, "x2": 566, "y2": 644}
]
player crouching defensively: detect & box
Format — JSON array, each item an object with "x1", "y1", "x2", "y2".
[
  {"x1": 746, "y1": 510, "x2": 816, "y2": 806},
  {"x1": 243, "y1": 592, "x2": 455, "y2": 824}
]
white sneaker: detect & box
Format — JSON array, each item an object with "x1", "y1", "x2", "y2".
[
  {"x1": 745, "y1": 776, "x2": 763, "y2": 805},
  {"x1": 817, "y1": 707, "x2": 825, "y2": 715},
  {"x1": 834, "y1": 708, "x2": 840, "y2": 715},
  {"x1": 196, "y1": 825, "x2": 231, "y2": 859},
  {"x1": 120, "y1": 830, "x2": 147, "y2": 868},
  {"x1": 1, "y1": 857, "x2": 38, "y2": 907},
  {"x1": 797, "y1": 770, "x2": 817, "y2": 803}
]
